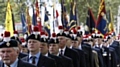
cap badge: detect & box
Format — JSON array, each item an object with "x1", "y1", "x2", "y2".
[
  {"x1": 6, "y1": 42, "x2": 10, "y2": 47},
  {"x1": 44, "y1": 38, "x2": 46, "y2": 42},
  {"x1": 35, "y1": 34, "x2": 37, "y2": 39},
  {"x1": 54, "y1": 39, "x2": 56, "y2": 43}
]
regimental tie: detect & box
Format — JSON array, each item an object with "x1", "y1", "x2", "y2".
[
  {"x1": 31, "y1": 56, "x2": 36, "y2": 65},
  {"x1": 60, "y1": 49, "x2": 63, "y2": 55}
]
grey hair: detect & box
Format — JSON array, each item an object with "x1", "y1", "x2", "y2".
[
  {"x1": 13, "y1": 47, "x2": 20, "y2": 56},
  {"x1": 13, "y1": 47, "x2": 19, "y2": 51}
]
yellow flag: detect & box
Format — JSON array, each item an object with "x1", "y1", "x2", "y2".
[
  {"x1": 5, "y1": 1, "x2": 14, "y2": 36},
  {"x1": 26, "y1": 7, "x2": 32, "y2": 34},
  {"x1": 108, "y1": 7, "x2": 114, "y2": 32}
]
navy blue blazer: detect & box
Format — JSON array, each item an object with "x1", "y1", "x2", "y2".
[
  {"x1": 59, "y1": 55, "x2": 74, "y2": 67},
  {"x1": 93, "y1": 47, "x2": 105, "y2": 67},
  {"x1": 48, "y1": 53, "x2": 64, "y2": 67},
  {"x1": 18, "y1": 53, "x2": 28, "y2": 59},
  {"x1": 72, "y1": 47, "x2": 86, "y2": 67},
  {"x1": 109, "y1": 47, "x2": 117, "y2": 67},
  {"x1": 64, "y1": 47, "x2": 80, "y2": 67},
  {"x1": 0, "y1": 59, "x2": 36, "y2": 67},
  {"x1": 82, "y1": 43, "x2": 93, "y2": 67},
  {"x1": 22, "y1": 54, "x2": 56, "y2": 67},
  {"x1": 110, "y1": 41, "x2": 120, "y2": 64}
]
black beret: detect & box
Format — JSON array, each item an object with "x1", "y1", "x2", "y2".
[
  {"x1": 0, "y1": 39, "x2": 18, "y2": 48},
  {"x1": 26, "y1": 34, "x2": 40, "y2": 42},
  {"x1": 65, "y1": 34, "x2": 71, "y2": 39},
  {"x1": 40, "y1": 38, "x2": 48, "y2": 43},
  {"x1": 57, "y1": 32, "x2": 66, "y2": 37},
  {"x1": 48, "y1": 38, "x2": 59, "y2": 44},
  {"x1": 11, "y1": 36, "x2": 22, "y2": 44},
  {"x1": 82, "y1": 40, "x2": 89, "y2": 42},
  {"x1": 71, "y1": 36, "x2": 78, "y2": 41},
  {"x1": 77, "y1": 32, "x2": 82, "y2": 37}
]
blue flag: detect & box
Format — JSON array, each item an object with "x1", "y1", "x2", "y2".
[
  {"x1": 85, "y1": 8, "x2": 96, "y2": 34},
  {"x1": 97, "y1": 0, "x2": 107, "y2": 35},
  {"x1": 32, "y1": 6, "x2": 37, "y2": 26},
  {"x1": 44, "y1": 7, "x2": 51, "y2": 37},
  {"x1": 21, "y1": 11, "x2": 27, "y2": 33},
  {"x1": 61, "y1": 0, "x2": 69, "y2": 30},
  {"x1": 68, "y1": 2, "x2": 77, "y2": 30},
  {"x1": 97, "y1": 17, "x2": 107, "y2": 35}
]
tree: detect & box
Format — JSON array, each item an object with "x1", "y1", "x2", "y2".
[
  {"x1": 0, "y1": 0, "x2": 120, "y2": 25},
  {"x1": 64, "y1": 0, "x2": 120, "y2": 25}
]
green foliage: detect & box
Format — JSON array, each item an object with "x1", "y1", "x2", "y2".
[
  {"x1": 0, "y1": 0, "x2": 119, "y2": 25},
  {"x1": 64, "y1": 0, "x2": 120, "y2": 24}
]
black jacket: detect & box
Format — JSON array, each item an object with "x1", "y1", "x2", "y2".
[
  {"x1": 63, "y1": 47, "x2": 80, "y2": 67},
  {"x1": 22, "y1": 54, "x2": 56, "y2": 67},
  {"x1": 0, "y1": 59, "x2": 36, "y2": 67}
]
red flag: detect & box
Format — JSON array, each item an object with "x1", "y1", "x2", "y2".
[
  {"x1": 56, "y1": 10, "x2": 59, "y2": 18},
  {"x1": 35, "y1": 0, "x2": 42, "y2": 32},
  {"x1": 97, "y1": 0, "x2": 106, "y2": 26},
  {"x1": 97, "y1": 0, "x2": 107, "y2": 35}
]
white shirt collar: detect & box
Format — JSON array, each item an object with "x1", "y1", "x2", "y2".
[
  {"x1": 44, "y1": 53, "x2": 48, "y2": 57},
  {"x1": 95, "y1": 44, "x2": 103, "y2": 48},
  {"x1": 4, "y1": 58, "x2": 18, "y2": 67},
  {"x1": 95, "y1": 44, "x2": 99, "y2": 47},
  {"x1": 100, "y1": 44, "x2": 103, "y2": 48},
  {"x1": 110, "y1": 40, "x2": 114, "y2": 45},
  {"x1": 107, "y1": 44, "x2": 110, "y2": 47},
  {"x1": 92, "y1": 45, "x2": 95, "y2": 48},
  {"x1": 29, "y1": 52, "x2": 40, "y2": 59},
  {"x1": 56, "y1": 52, "x2": 60, "y2": 56},
  {"x1": 69, "y1": 45, "x2": 73, "y2": 49},
  {"x1": 78, "y1": 44, "x2": 82, "y2": 50}
]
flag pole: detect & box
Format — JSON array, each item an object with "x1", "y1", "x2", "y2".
[
  {"x1": 53, "y1": 0, "x2": 55, "y2": 33},
  {"x1": 117, "y1": 5, "x2": 120, "y2": 35},
  {"x1": 61, "y1": 0, "x2": 64, "y2": 28}
]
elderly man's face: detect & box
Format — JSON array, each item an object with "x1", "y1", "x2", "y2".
[{"x1": 0, "y1": 48, "x2": 19, "y2": 65}]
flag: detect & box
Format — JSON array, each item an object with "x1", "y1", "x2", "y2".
[
  {"x1": 21, "y1": 10, "x2": 27, "y2": 34},
  {"x1": 44, "y1": 7, "x2": 51, "y2": 37},
  {"x1": 32, "y1": 6, "x2": 37, "y2": 26},
  {"x1": 68, "y1": 1, "x2": 77, "y2": 30},
  {"x1": 53, "y1": 5, "x2": 55, "y2": 32},
  {"x1": 26, "y1": 7, "x2": 32, "y2": 34},
  {"x1": 61, "y1": 0, "x2": 69, "y2": 30},
  {"x1": 85, "y1": 8, "x2": 96, "y2": 34},
  {"x1": 56, "y1": 10, "x2": 59, "y2": 18},
  {"x1": 107, "y1": 7, "x2": 114, "y2": 32},
  {"x1": 11, "y1": 9, "x2": 15, "y2": 31},
  {"x1": 54, "y1": 10, "x2": 59, "y2": 28},
  {"x1": 35, "y1": 0, "x2": 39, "y2": 18},
  {"x1": 97, "y1": 0, "x2": 107, "y2": 35},
  {"x1": 53, "y1": 3, "x2": 60, "y2": 32},
  {"x1": 5, "y1": 1, "x2": 14, "y2": 36},
  {"x1": 35, "y1": 0, "x2": 42, "y2": 32}
]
